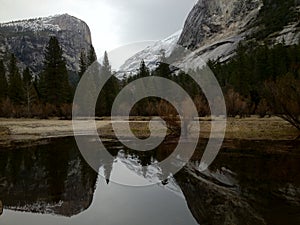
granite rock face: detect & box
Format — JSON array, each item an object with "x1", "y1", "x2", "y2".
[
  {"x1": 178, "y1": 0, "x2": 263, "y2": 50},
  {"x1": 176, "y1": 0, "x2": 300, "y2": 64},
  {"x1": 120, "y1": 0, "x2": 300, "y2": 74},
  {"x1": 0, "y1": 14, "x2": 92, "y2": 76}
]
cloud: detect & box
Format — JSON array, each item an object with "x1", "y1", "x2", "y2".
[{"x1": 0, "y1": 0, "x2": 197, "y2": 56}]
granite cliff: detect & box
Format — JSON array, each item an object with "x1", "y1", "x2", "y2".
[
  {"x1": 0, "y1": 14, "x2": 92, "y2": 77},
  {"x1": 120, "y1": 0, "x2": 300, "y2": 73}
]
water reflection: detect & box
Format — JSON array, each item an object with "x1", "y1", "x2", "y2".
[
  {"x1": 0, "y1": 137, "x2": 299, "y2": 225},
  {"x1": 0, "y1": 200, "x2": 3, "y2": 216},
  {"x1": 0, "y1": 138, "x2": 98, "y2": 217}
]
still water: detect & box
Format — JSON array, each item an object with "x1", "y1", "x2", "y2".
[{"x1": 0, "y1": 137, "x2": 299, "y2": 225}]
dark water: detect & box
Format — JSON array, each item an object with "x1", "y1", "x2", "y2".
[{"x1": 0, "y1": 137, "x2": 299, "y2": 225}]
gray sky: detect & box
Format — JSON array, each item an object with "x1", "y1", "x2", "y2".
[{"x1": 0, "y1": 0, "x2": 197, "y2": 57}]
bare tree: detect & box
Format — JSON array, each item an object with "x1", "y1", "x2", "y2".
[
  {"x1": 225, "y1": 89, "x2": 250, "y2": 118},
  {"x1": 265, "y1": 73, "x2": 300, "y2": 131},
  {"x1": 157, "y1": 98, "x2": 196, "y2": 137}
]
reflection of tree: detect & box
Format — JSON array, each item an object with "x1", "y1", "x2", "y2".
[
  {"x1": 0, "y1": 200, "x2": 2, "y2": 216},
  {"x1": 103, "y1": 158, "x2": 114, "y2": 184},
  {"x1": 44, "y1": 146, "x2": 69, "y2": 202},
  {"x1": 0, "y1": 138, "x2": 98, "y2": 217},
  {"x1": 122, "y1": 148, "x2": 156, "y2": 178}
]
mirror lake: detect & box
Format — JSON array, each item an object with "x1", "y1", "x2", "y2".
[{"x1": 0, "y1": 137, "x2": 299, "y2": 225}]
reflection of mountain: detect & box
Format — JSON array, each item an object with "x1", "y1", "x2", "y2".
[
  {"x1": 1, "y1": 137, "x2": 299, "y2": 224},
  {"x1": 175, "y1": 165, "x2": 266, "y2": 225},
  {"x1": 175, "y1": 147, "x2": 300, "y2": 225},
  {"x1": 0, "y1": 138, "x2": 98, "y2": 217},
  {"x1": 116, "y1": 140, "x2": 300, "y2": 225}
]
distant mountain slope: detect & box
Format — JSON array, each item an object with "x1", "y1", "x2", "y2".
[
  {"x1": 177, "y1": 0, "x2": 263, "y2": 50},
  {"x1": 119, "y1": 0, "x2": 300, "y2": 76},
  {"x1": 118, "y1": 30, "x2": 181, "y2": 76},
  {"x1": 0, "y1": 14, "x2": 92, "y2": 76},
  {"x1": 175, "y1": 0, "x2": 300, "y2": 68}
]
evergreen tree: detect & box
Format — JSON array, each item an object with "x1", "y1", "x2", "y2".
[
  {"x1": 102, "y1": 51, "x2": 111, "y2": 73},
  {"x1": 154, "y1": 49, "x2": 172, "y2": 79},
  {"x1": 37, "y1": 71, "x2": 47, "y2": 101},
  {"x1": 0, "y1": 60, "x2": 8, "y2": 100},
  {"x1": 8, "y1": 54, "x2": 24, "y2": 104},
  {"x1": 137, "y1": 60, "x2": 150, "y2": 78},
  {"x1": 133, "y1": 60, "x2": 151, "y2": 115},
  {"x1": 96, "y1": 51, "x2": 119, "y2": 116},
  {"x1": 87, "y1": 45, "x2": 97, "y2": 66},
  {"x1": 23, "y1": 67, "x2": 32, "y2": 85},
  {"x1": 78, "y1": 50, "x2": 87, "y2": 78},
  {"x1": 41, "y1": 36, "x2": 71, "y2": 105}
]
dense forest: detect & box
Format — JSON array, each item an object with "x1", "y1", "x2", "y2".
[
  {"x1": 252, "y1": 0, "x2": 299, "y2": 39},
  {"x1": 0, "y1": 35, "x2": 299, "y2": 130},
  {"x1": 120, "y1": 41, "x2": 300, "y2": 131},
  {"x1": 209, "y1": 42, "x2": 300, "y2": 130},
  {"x1": 0, "y1": 36, "x2": 119, "y2": 119}
]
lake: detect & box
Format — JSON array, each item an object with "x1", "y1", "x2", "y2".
[{"x1": 0, "y1": 137, "x2": 299, "y2": 225}]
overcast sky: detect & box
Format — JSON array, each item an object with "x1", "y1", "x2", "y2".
[{"x1": 0, "y1": 0, "x2": 197, "y2": 57}]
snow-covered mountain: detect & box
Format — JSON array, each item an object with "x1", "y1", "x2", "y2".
[
  {"x1": 0, "y1": 16, "x2": 62, "y2": 33},
  {"x1": 118, "y1": 30, "x2": 182, "y2": 76}
]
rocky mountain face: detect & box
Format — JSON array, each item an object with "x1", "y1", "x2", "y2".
[
  {"x1": 178, "y1": 0, "x2": 262, "y2": 50},
  {"x1": 176, "y1": 0, "x2": 300, "y2": 64},
  {"x1": 120, "y1": 0, "x2": 300, "y2": 74},
  {"x1": 0, "y1": 14, "x2": 92, "y2": 76}
]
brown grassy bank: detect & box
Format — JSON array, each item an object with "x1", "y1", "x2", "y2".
[{"x1": 0, "y1": 116, "x2": 298, "y2": 149}]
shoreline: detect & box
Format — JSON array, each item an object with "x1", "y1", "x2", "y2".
[{"x1": 0, "y1": 116, "x2": 299, "y2": 149}]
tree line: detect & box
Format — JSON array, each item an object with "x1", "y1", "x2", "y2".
[
  {"x1": 119, "y1": 42, "x2": 300, "y2": 131},
  {"x1": 0, "y1": 35, "x2": 299, "y2": 131},
  {"x1": 208, "y1": 41, "x2": 300, "y2": 130},
  {"x1": 0, "y1": 36, "x2": 119, "y2": 119}
]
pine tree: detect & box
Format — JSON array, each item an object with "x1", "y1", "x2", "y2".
[
  {"x1": 37, "y1": 71, "x2": 47, "y2": 101},
  {"x1": 0, "y1": 60, "x2": 8, "y2": 100},
  {"x1": 87, "y1": 45, "x2": 97, "y2": 66},
  {"x1": 96, "y1": 51, "x2": 119, "y2": 116},
  {"x1": 102, "y1": 51, "x2": 111, "y2": 73},
  {"x1": 133, "y1": 60, "x2": 151, "y2": 115},
  {"x1": 78, "y1": 50, "x2": 87, "y2": 78},
  {"x1": 154, "y1": 49, "x2": 172, "y2": 79},
  {"x1": 41, "y1": 36, "x2": 71, "y2": 105},
  {"x1": 137, "y1": 60, "x2": 150, "y2": 78},
  {"x1": 8, "y1": 54, "x2": 24, "y2": 104}
]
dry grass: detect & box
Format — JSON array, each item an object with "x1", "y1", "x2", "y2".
[
  {"x1": 98, "y1": 116, "x2": 299, "y2": 141},
  {"x1": 0, "y1": 126, "x2": 10, "y2": 135},
  {"x1": 0, "y1": 116, "x2": 298, "y2": 149},
  {"x1": 0, "y1": 118, "x2": 110, "y2": 141}
]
